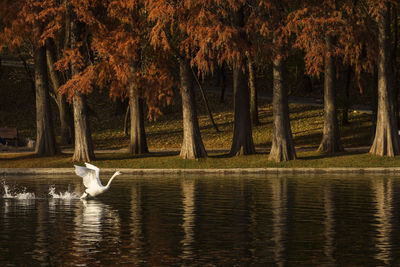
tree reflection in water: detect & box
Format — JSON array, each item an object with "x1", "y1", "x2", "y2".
[
  {"x1": 373, "y1": 178, "x2": 393, "y2": 265},
  {"x1": 271, "y1": 177, "x2": 287, "y2": 267},
  {"x1": 129, "y1": 182, "x2": 144, "y2": 263},
  {"x1": 181, "y1": 179, "x2": 196, "y2": 263},
  {"x1": 323, "y1": 184, "x2": 335, "y2": 266}
]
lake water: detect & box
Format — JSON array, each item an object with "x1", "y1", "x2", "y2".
[{"x1": 1, "y1": 174, "x2": 400, "y2": 266}]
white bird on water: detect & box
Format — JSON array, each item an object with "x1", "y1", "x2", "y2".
[{"x1": 74, "y1": 163, "x2": 121, "y2": 199}]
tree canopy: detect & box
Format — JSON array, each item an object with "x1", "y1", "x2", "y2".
[{"x1": 0, "y1": 0, "x2": 399, "y2": 160}]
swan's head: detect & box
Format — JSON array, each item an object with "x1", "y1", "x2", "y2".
[{"x1": 109, "y1": 171, "x2": 122, "y2": 181}]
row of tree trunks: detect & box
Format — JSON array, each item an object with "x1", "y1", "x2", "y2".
[
  {"x1": 30, "y1": 2, "x2": 397, "y2": 162},
  {"x1": 32, "y1": 3, "x2": 149, "y2": 160},
  {"x1": 179, "y1": 52, "x2": 297, "y2": 161},
  {"x1": 189, "y1": 1, "x2": 397, "y2": 160},
  {"x1": 30, "y1": 0, "x2": 295, "y2": 162},
  {"x1": 32, "y1": 3, "x2": 95, "y2": 161}
]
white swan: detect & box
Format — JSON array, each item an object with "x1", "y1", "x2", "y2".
[{"x1": 74, "y1": 163, "x2": 121, "y2": 199}]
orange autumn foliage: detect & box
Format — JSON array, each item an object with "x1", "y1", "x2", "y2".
[
  {"x1": 286, "y1": 0, "x2": 396, "y2": 94},
  {"x1": 55, "y1": 0, "x2": 175, "y2": 120},
  {"x1": 1, "y1": 0, "x2": 398, "y2": 118}
]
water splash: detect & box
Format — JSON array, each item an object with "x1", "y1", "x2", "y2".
[
  {"x1": 2, "y1": 182, "x2": 80, "y2": 200},
  {"x1": 2, "y1": 181, "x2": 36, "y2": 199},
  {"x1": 48, "y1": 185, "x2": 80, "y2": 200},
  {"x1": 3, "y1": 182, "x2": 12, "y2": 198},
  {"x1": 14, "y1": 191, "x2": 36, "y2": 200}
]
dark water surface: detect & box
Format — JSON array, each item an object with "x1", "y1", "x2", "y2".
[{"x1": 1, "y1": 174, "x2": 400, "y2": 266}]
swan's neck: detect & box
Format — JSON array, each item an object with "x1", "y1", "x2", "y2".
[{"x1": 105, "y1": 172, "x2": 119, "y2": 188}]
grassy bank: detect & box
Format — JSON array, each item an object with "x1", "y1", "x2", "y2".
[
  {"x1": 1, "y1": 65, "x2": 388, "y2": 169},
  {"x1": 1, "y1": 149, "x2": 400, "y2": 169}
]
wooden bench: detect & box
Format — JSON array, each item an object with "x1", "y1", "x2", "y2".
[{"x1": 0, "y1": 128, "x2": 18, "y2": 146}]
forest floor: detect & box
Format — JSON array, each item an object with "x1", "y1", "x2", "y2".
[{"x1": 1, "y1": 65, "x2": 397, "y2": 169}]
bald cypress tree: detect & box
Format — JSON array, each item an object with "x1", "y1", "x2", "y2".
[
  {"x1": 370, "y1": 2, "x2": 400, "y2": 156},
  {"x1": 0, "y1": 1, "x2": 58, "y2": 156}
]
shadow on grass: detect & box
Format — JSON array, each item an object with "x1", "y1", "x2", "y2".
[
  {"x1": 97, "y1": 150, "x2": 180, "y2": 161},
  {"x1": 289, "y1": 104, "x2": 320, "y2": 113},
  {"x1": 208, "y1": 151, "x2": 269, "y2": 159},
  {"x1": 293, "y1": 132, "x2": 323, "y2": 148},
  {"x1": 290, "y1": 113, "x2": 322, "y2": 123},
  {"x1": 0, "y1": 154, "x2": 37, "y2": 161},
  {"x1": 293, "y1": 121, "x2": 372, "y2": 149},
  {"x1": 146, "y1": 129, "x2": 183, "y2": 137},
  {"x1": 297, "y1": 149, "x2": 367, "y2": 161},
  {"x1": 0, "y1": 152, "x2": 55, "y2": 161},
  {"x1": 208, "y1": 153, "x2": 231, "y2": 159}
]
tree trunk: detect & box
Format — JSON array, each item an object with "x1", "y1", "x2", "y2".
[
  {"x1": 268, "y1": 56, "x2": 296, "y2": 162},
  {"x1": 18, "y1": 51, "x2": 36, "y2": 98},
  {"x1": 179, "y1": 59, "x2": 207, "y2": 159},
  {"x1": 392, "y1": 8, "x2": 399, "y2": 129},
  {"x1": 128, "y1": 79, "x2": 148, "y2": 155},
  {"x1": 70, "y1": 10, "x2": 94, "y2": 162},
  {"x1": 72, "y1": 94, "x2": 94, "y2": 161},
  {"x1": 318, "y1": 34, "x2": 343, "y2": 154},
  {"x1": 370, "y1": 67, "x2": 379, "y2": 144},
  {"x1": 124, "y1": 105, "x2": 130, "y2": 136},
  {"x1": 192, "y1": 67, "x2": 219, "y2": 132},
  {"x1": 248, "y1": 55, "x2": 259, "y2": 126},
  {"x1": 370, "y1": 3, "x2": 400, "y2": 156},
  {"x1": 34, "y1": 44, "x2": 58, "y2": 156},
  {"x1": 45, "y1": 38, "x2": 74, "y2": 145},
  {"x1": 219, "y1": 64, "x2": 226, "y2": 104},
  {"x1": 229, "y1": 65, "x2": 255, "y2": 156},
  {"x1": 229, "y1": 6, "x2": 255, "y2": 156},
  {"x1": 342, "y1": 66, "x2": 352, "y2": 125}
]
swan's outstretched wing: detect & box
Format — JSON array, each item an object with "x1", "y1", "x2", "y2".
[
  {"x1": 84, "y1": 163, "x2": 102, "y2": 186},
  {"x1": 85, "y1": 162, "x2": 100, "y2": 175},
  {"x1": 74, "y1": 165, "x2": 99, "y2": 189}
]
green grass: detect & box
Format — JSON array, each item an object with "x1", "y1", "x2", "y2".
[
  {"x1": 1, "y1": 65, "x2": 387, "y2": 169},
  {"x1": 1, "y1": 150, "x2": 400, "y2": 169}
]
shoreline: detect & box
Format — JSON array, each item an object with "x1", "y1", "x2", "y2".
[{"x1": 2, "y1": 167, "x2": 400, "y2": 176}]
